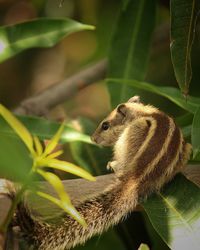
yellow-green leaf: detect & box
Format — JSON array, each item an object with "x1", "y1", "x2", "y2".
[
  {"x1": 0, "y1": 104, "x2": 34, "y2": 154},
  {"x1": 36, "y1": 169, "x2": 70, "y2": 203},
  {"x1": 37, "y1": 191, "x2": 86, "y2": 226},
  {"x1": 44, "y1": 159, "x2": 96, "y2": 181},
  {"x1": 138, "y1": 244, "x2": 150, "y2": 250},
  {"x1": 43, "y1": 122, "x2": 65, "y2": 156},
  {"x1": 47, "y1": 150, "x2": 64, "y2": 159},
  {"x1": 62, "y1": 203, "x2": 86, "y2": 227},
  {"x1": 33, "y1": 136, "x2": 43, "y2": 156}
]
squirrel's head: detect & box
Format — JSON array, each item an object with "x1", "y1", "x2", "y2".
[{"x1": 91, "y1": 96, "x2": 158, "y2": 146}]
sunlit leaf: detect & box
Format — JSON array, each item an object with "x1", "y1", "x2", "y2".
[
  {"x1": 37, "y1": 191, "x2": 86, "y2": 226},
  {"x1": 62, "y1": 203, "x2": 86, "y2": 227},
  {"x1": 138, "y1": 243, "x2": 150, "y2": 250},
  {"x1": 43, "y1": 122, "x2": 65, "y2": 156},
  {"x1": 42, "y1": 159, "x2": 95, "y2": 181},
  {"x1": 0, "y1": 104, "x2": 34, "y2": 154},
  {"x1": 108, "y1": 0, "x2": 156, "y2": 107},
  {"x1": 33, "y1": 136, "x2": 43, "y2": 156},
  {"x1": 170, "y1": 0, "x2": 200, "y2": 95},
  {"x1": 46, "y1": 150, "x2": 64, "y2": 159},
  {"x1": 0, "y1": 18, "x2": 94, "y2": 63},
  {"x1": 143, "y1": 174, "x2": 200, "y2": 250},
  {"x1": 191, "y1": 106, "x2": 200, "y2": 158},
  {"x1": 37, "y1": 169, "x2": 71, "y2": 203},
  {"x1": 107, "y1": 78, "x2": 200, "y2": 113}
]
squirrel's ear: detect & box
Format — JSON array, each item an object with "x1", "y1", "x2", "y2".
[
  {"x1": 117, "y1": 104, "x2": 127, "y2": 117},
  {"x1": 127, "y1": 96, "x2": 140, "y2": 103}
]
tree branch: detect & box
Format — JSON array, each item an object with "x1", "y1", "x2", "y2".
[
  {"x1": 0, "y1": 164, "x2": 199, "y2": 248},
  {"x1": 0, "y1": 164, "x2": 199, "y2": 224},
  {"x1": 14, "y1": 22, "x2": 170, "y2": 117},
  {"x1": 14, "y1": 59, "x2": 107, "y2": 116}
]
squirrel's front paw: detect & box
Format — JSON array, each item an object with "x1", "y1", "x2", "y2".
[{"x1": 107, "y1": 161, "x2": 118, "y2": 172}]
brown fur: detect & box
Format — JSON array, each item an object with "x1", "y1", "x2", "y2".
[
  {"x1": 16, "y1": 96, "x2": 192, "y2": 249},
  {"x1": 134, "y1": 112, "x2": 170, "y2": 178}
]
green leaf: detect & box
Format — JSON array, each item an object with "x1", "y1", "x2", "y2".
[
  {"x1": 36, "y1": 169, "x2": 71, "y2": 203},
  {"x1": 181, "y1": 125, "x2": 191, "y2": 138},
  {"x1": 42, "y1": 158, "x2": 96, "y2": 181},
  {"x1": 33, "y1": 136, "x2": 43, "y2": 156},
  {"x1": 36, "y1": 191, "x2": 86, "y2": 227},
  {"x1": 170, "y1": 0, "x2": 200, "y2": 95},
  {"x1": 107, "y1": 78, "x2": 200, "y2": 113},
  {"x1": 0, "y1": 18, "x2": 94, "y2": 62},
  {"x1": 46, "y1": 150, "x2": 64, "y2": 159},
  {"x1": 70, "y1": 142, "x2": 93, "y2": 173},
  {"x1": 73, "y1": 229, "x2": 126, "y2": 250},
  {"x1": 191, "y1": 106, "x2": 200, "y2": 158},
  {"x1": 0, "y1": 115, "x2": 93, "y2": 144},
  {"x1": 192, "y1": 152, "x2": 200, "y2": 162},
  {"x1": 107, "y1": 0, "x2": 156, "y2": 107},
  {"x1": 143, "y1": 174, "x2": 200, "y2": 250},
  {"x1": 175, "y1": 113, "x2": 193, "y2": 127},
  {"x1": 0, "y1": 132, "x2": 32, "y2": 182},
  {"x1": 0, "y1": 104, "x2": 34, "y2": 154},
  {"x1": 43, "y1": 122, "x2": 65, "y2": 156}
]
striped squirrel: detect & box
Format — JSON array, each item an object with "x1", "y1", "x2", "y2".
[{"x1": 15, "y1": 96, "x2": 192, "y2": 250}]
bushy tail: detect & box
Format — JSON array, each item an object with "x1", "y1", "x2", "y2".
[{"x1": 16, "y1": 176, "x2": 139, "y2": 250}]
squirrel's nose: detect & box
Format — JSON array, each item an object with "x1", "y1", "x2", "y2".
[{"x1": 90, "y1": 135, "x2": 96, "y2": 143}]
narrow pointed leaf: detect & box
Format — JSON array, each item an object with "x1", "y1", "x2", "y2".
[
  {"x1": 46, "y1": 150, "x2": 64, "y2": 159},
  {"x1": 37, "y1": 191, "x2": 86, "y2": 226},
  {"x1": 44, "y1": 159, "x2": 95, "y2": 181},
  {"x1": 33, "y1": 136, "x2": 43, "y2": 156},
  {"x1": 36, "y1": 191, "x2": 63, "y2": 208},
  {"x1": 107, "y1": 78, "x2": 200, "y2": 113},
  {"x1": 108, "y1": 0, "x2": 156, "y2": 107},
  {"x1": 170, "y1": 0, "x2": 200, "y2": 95},
  {"x1": 0, "y1": 104, "x2": 33, "y2": 154},
  {"x1": 43, "y1": 122, "x2": 65, "y2": 156},
  {"x1": 191, "y1": 106, "x2": 200, "y2": 158},
  {"x1": 0, "y1": 18, "x2": 94, "y2": 63},
  {"x1": 143, "y1": 174, "x2": 200, "y2": 250},
  {"x1": 62, "y1": 203, "x2": 86, "y2": 227},
  {"x1": 37, "y1": 169, "x2": 70, "y2": 203}
]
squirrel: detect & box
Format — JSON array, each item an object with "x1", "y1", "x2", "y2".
[{"x1": 14, "y1": 96, "x2": 192, "y2": 250}]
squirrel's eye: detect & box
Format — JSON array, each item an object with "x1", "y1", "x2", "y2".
[{"x1": 101, "y1": 122, "x2": 110, "y2": 131}]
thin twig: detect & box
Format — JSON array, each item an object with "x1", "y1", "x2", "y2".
[{"x1": 14, "y1": 59, "x2": 107, "y2": 116}]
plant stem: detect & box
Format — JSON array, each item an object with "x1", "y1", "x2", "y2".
[
  {"x1": 0, "y1": 185, "x2": 26, "y2": 233},
  {"x1": 0, "y1": 170, "x2": 34, "y2": 233}
]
